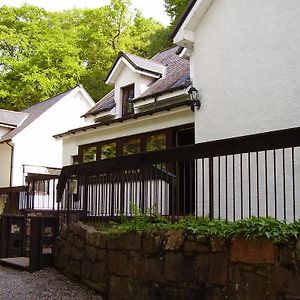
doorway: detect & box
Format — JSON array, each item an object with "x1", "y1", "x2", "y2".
[{"x1": 175, "y1": 127, "x2": 195, "y2": 216}]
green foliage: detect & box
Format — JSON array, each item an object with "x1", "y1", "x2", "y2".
[
  {"x1": 104, "y1": 207, "x2": 300, "y2": 243},
  {"x1": 0, "y1": 5, "x2": 83, "y2": 110},
  {"x1": 164, "y1": 0, "x2": 190, "y2": 24},
  {"x1": 0, "y1": 0, "x2": 172, "y2": 111}
]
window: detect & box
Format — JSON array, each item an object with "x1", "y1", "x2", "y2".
[
  {"x1": 123, "y1": 138, "x2": 141, "y2": 155},
  {"x1": 101, "y1": 142, "x2": 116, "y2": 159},
  {"x1": 122, "y1": 84, "x2": 134, "y2": 115},
  {"x1": 83, "y1": 146, "x2": 97, "y2": 163},
  {"x1": 146, "y1": 133, "x2": 167, "y2": 152}
]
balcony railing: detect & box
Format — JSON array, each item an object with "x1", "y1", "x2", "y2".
[{"x1": 56, "y1": 127, "x2": 300, "y2": 223}]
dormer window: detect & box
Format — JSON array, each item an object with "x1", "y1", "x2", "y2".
[{"x1": 122, "y1": 84, "x2": 134, "y2": 116}]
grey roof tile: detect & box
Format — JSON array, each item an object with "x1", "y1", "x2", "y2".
[
  {"x1": 0, "y1": 87, "x2": 77, "y2": 142},
  {"x1": 0, "y1": 109, "x2": 28, "y2": 127}
]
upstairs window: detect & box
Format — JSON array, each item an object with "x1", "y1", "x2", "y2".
[{"x1": 122, "y1": 84, "x2": 134, "y2": 116}]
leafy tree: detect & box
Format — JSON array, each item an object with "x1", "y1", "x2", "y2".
[
  {"x1": 0, "y1": 5, "x2": 83, "y2": 110},
  {"x1": 0, "y1": 1, "x2": 172, "y2": 110},
  {"x1": 164, "y1": 0, "x2": 190, "y2": 24}
]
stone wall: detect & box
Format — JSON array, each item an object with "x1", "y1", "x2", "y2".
[{"x1": 54, "y1": 222, "x2": 300, "y2": 300}]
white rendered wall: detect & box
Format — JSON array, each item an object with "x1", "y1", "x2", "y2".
[
  {"x1": 191, "y1": 0, "x2": 300, "y2": 143},
  {"x1": 62, "y1": 107, "x2": 194, "y2": 165},
  {"x1": 0, "y1": 143, "x2": 11, "y2": 187},
  {"x1": 11, "y1": 91, "x2": 94, "y2": 186}
]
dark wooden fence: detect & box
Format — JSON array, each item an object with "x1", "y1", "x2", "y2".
[{"x1": 56, "y1": 127, "x2": 300, "y2": 223}]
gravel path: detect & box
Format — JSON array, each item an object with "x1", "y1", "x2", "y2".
[{"x1": 0, "y1": 265, "x2": 103, "y2": 300}]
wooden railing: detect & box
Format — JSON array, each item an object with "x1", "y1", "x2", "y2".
[{"x1": 57, "y1": 127, "x2": 300, "y2": 223}]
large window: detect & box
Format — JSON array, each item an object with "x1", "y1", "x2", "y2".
[
  {"x1": 78, "y1": 125, "x2": 193, "y2": 163},
  {"x1": 122, "y1": 84, "x2": 134, "y2": 116}
]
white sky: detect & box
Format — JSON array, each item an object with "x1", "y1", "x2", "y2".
[{"x1": 0, "y1": 0, "x2": 171, "y2": 26}]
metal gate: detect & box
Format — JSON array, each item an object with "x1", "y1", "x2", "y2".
[
  {"x1": 0, "y1": 215, "x2": 25, "y2": 258},
  {"x1": 0, "y1": 214, "x2": 58, "y2": 272}
]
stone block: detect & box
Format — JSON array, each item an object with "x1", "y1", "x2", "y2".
[
  {"x1": 140, "y1": 257, "x2": 163, "y2": 282},
  {"x1": 107, "y1": 235, "x2": 123, "y2": 250},
  {"x1": 70, "y1": 259, "x2": 81, "y2": 277},
  {"x1": 62, "y1": 242, "x2": 71, "y2": 256},
  {"x1": 91, "y1": 262, "x2": 107, "y2": 283},
  {"x1": 143, "y1": 231, "x2": 164, "y2": 254},
  {"x1": 230, "y1": 267, "x2": 271, "y2": 300},
  {"x1": 70, "y1": 246, "x2": 84, "y2": 260},
  {"x1": 96, "y1": 249, "x2": 107, "y2": 262},
  {"x1": 77, "y1": 224, "x2": 88, "y2": 240},
  {"x1": 122, "y1": 232, "x2": 142, "y2": 251},
  {"x1": 164, "y1": 230, "x2": 186, "y2": 251},
  {"x1": 108, "y1": 250, "x2": 141, "y2": 278},
  {"x1": 109, "y1": 276, "x2": 131, "y2": 300},
  {"x1": 55, "y1": 252, "x2": 68, "y2": 270},
  {"x1": 87, "y1": 231, "x2": 101, "y2": 248},
  {"x1": 271, "y1": 267, "x2": 293, "y2": 294},
  {"x1": 82, "y1": 279, "x2": 107, "y2": 294},
  {"x1": 210, "y1": 236, "x2": 227, "y2": 253},
  {"x1": 184, "y1": 238, "x2": 210, "y2": 254},
  {"x1": 81, "y1": 258, "x2": 93, "y2": 279},
  {"x1": 85, "y1": 245, "x2": 97, "y2": 262},
  {"x1": 60, "y1": 224, "x2": 68, "y2": 239},
  {"x1": 164, "y1": 252, "x2": 196, "y2": 282},
  {"x1": 231, "y1": 238, "x2": 276, "y2": 264},
  {"x1": 74, "y1": 236, "x2": 84, "y2": 249},
  {"x1": 85, "y1": 227, "x2": 97, "y2": 243},
  {"x1": 66, "y1": 232, "x2": 74, "y2": 244},
  {"x1": 279, "y1": 243, "x2": 296, "y2": 267},
  {"x1": 196, "y1": 253, "x2": 229, "y2": 286}
]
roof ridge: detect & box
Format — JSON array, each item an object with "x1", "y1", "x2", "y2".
[
  {"x1": 21, "y1": 85, "x2": 79, "y2": 112},
  {"x1": 125, "y1": 52, "x2": 165, "y2": 66}
]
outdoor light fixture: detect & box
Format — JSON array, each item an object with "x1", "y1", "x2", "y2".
[{"x1": 188, "y1": 86, "x2": 201, "y2": 112}]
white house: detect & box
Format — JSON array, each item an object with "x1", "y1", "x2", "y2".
[
  {"x1": 173, "y1": 0, "x2": 300, "y2": 221},
  {"x1": 173, "y1": 0, "x2": 300, "y2": 143},
  {"x1": 0, "y1": 85, "x2": 95, "y2": 188},
  {"x1": 56, "y1": 47, "x2": 194, "y2": 166}
]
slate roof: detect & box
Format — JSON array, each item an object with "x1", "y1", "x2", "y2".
[
  {"x1": 0, "y1": 87, "x2": 77, "y2": 142},
  {"x1": 0, "y1": 109, "x2": 28, "y2": 128},
  {"x1": 85, "y1": 46, "x2": 190, "y2": 117}
]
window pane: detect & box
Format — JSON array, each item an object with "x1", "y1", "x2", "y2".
[
  {"x1": 146, "y1": 133, "x2": 167, "y2": 152},
  {"x1": 123, "y1": 138, "x2": 141, "y2": 155},
  {"x1": 83, "y1": 146, "x2": 97, "y2": 162},
  {"x1": 101, "y1": 143, "x2": 116, "y2": 159}
]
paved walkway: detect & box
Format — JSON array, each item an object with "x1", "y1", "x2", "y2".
[{"x1": 0, "y1": 265, "x2": 103, "y2": 299}]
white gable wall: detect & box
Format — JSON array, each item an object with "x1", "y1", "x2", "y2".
[
  {"x1": 10, "y1": 90, "x2": 94, "y2": 186},
  {"x1": 190, "y1": 0, "x2": 300, "y2": 143},
  {"x1": 114, "y1": 66, "x2": 153, "y2": 117}
]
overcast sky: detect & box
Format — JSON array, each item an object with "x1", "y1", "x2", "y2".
[{"x1": 0, "y1": 0, "x2": 171, "y2": 26}]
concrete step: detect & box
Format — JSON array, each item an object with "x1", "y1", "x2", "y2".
[{"x1": 0, "y1": 257, "x2": 29, "y2": 270}]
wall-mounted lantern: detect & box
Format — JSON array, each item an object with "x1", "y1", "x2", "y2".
[{"x1": 188, "y1": 86, "x2": 201, "y2": 112}]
